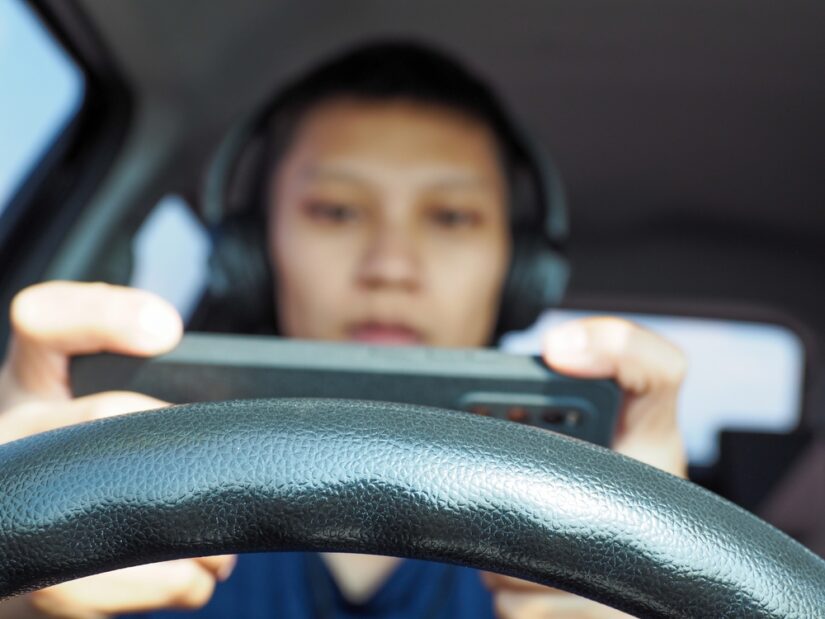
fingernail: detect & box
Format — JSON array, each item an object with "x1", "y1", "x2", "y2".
[
  {"x1": 137, "y1": 301, "x2": 180, "y2": 343},
  {"x1": 218, "y1": 555, "x2": 237, "y2": 581}
]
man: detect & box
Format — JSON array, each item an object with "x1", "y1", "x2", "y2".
[{"x1": 0, "y1": 42, "x2": 686, "y2": 618}]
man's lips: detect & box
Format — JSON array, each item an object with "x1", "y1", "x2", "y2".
[{"x1": 348, "y1": 322, "x2": 423, "y2": 345}]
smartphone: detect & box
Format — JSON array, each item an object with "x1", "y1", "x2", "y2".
[{"x1": 70, "y1": 333, "x2": 621, "y2": 446}]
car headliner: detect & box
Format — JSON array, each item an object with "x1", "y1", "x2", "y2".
[{"x1": 40, "y1": 0, "x2": 825, "y2": 402}]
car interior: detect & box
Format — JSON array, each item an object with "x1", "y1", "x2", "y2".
[{"x1": 1, "y1": 0, "x2": 825, "y2": 616}]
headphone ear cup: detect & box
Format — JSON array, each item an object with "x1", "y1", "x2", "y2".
[
  {"x1": 495, "y1": 236, "x2": 570, "y2": 337},
  {"x1": 188, "y1": 214, "x2": 277, "y2": 334}
]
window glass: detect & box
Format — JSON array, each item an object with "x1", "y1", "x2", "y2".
[
  {"x1": 501, "y1": 310, "x2": 805, "y2": 466},
  {"x1": 0, "y1": 0, "x2": 86, "y2": 215},
  {"x1": 130, "y1": 194, "x2": 210, "y2": 320}
]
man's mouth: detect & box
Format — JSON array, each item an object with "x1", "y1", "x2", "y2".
[{"x1": 348, "y1": 322, "x2": 423, "y2": 345}]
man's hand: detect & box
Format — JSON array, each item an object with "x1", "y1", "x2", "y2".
[
  {"x1": 0, "y1": 281, "x2": 183, "y2": 439},
  {"x1": 483, "y1": 572, "x2": 634, "y2": 619},
  {"x1": 0, "y1": 281, "x2": 235, "y2": 618},
  {"x1": 543, "y1": 317, "x2": 687, "y2": 477},
  {"x1": 24, "y1": 557, "x2": 237, "y2": 619},
  {"x1": 484, "y1": 317, "x2": 688, "y2": 618}
]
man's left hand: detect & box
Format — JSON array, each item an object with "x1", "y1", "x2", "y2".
[{"x1": 484, "y1": 317, "x2": 688, "y2": 618}]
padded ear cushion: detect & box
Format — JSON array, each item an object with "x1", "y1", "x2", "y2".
[
  {"x1": 188, "y1": 214, "x2": 277, "y2": 335},
  {"x1": 494, "y1": 129, "x2": 570, "y2": 337},
  {"x1": 495, "y1": 234, "x2": 570, "y2": 336}
]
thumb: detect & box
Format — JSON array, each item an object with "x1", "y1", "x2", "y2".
[{"x1": 2, "y1": 281, "x2": 182, "y2": 404}]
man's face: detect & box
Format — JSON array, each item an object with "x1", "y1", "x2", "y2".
[{"x1": 268, "y1": 98, "x2": 511, "y2": 347}]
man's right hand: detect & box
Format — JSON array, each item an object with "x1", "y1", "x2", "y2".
[{"x1": 0, "y1": 281, "x2": 235, "y2": 619}]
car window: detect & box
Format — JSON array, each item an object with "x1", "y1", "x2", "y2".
[
  {"x1": 502, "y1": 310, "x2": 805, "y2": 467},
  {"x1": 130, "y1": 194, "x2": 211, "y2": 320},
  {"x1": 0, "y1": 0, "x2": 85, "y2": 218}
]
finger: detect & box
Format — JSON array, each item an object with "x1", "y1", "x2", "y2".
[
  {"x1": 11, "y1": 281, "x2": 182, "y2": 356},
  {"x1": 542, "y1": 317, "x2": 687, "y2": 395},
  {"x1": 482, "y1": 572, "x2": 554, "y2": 593},
  {"x1": 0, "y1": 391, "x2": 169, "y2": 444},
  {"x1": 494, "y1": 590, "x2": 634, "y2": 619},
  {"x1": 78, "y1": 391, "x2": 170, "y2": 420},
  {"x1": 29, "y1": 559, "x2": 219, "y2": 615},
  {"x1": 543, "y1": 318, "x2": 687, "y2": 476},
  {"x1": 5, "y1": 281, "x2": 182, "y2": 400},
  {"x1": 194, "y1": 555, "x2": 238, "y2": 582}
]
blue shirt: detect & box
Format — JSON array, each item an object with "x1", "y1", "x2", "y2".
[{"x1": 129, "y1": 553, "x2": 496, "y2": 619}]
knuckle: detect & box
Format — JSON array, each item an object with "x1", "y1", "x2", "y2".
[
  {"x1": 492, "y1": 600, "x2": 511, "y2": 619},
  {"x1": 593, "y1": 316, "x2": 637, "y2": 352},
  {"x1": 173, "y1": 575, "x2": 215, "y2": 609},
  {"x1": 652, "y1": 341, "x2": 688, "y2": 390},
  {"x1": 27, "y1": 586, "x2": 80, "y2": 618},
  {"x1": 87, "y1": 392, "x2": 163, "y2": 420},
  {"x1": 85, "y1": 395, "x2": 122, "y2": 421},
  {"x1": 496, "y1": 594, "x2": 554, "y2": 619},
  {"x1": 112, "y1": 391, "x2": 163, "y2": 413},
  {"x1": 163, "y1": 560, "x2": 199, "y2": 589},
  {"x1": 667, "y1": 346, "x2": 689, "y2": 384},
  {"x1": 27, "y1": 587, "x2": 53, "y2": 605},
  {"x1": 6, "y1": 400, "x2": 39, "y2": 417},
  {"x1": 150, "y1": 559, "x2": 215, "y2": 610},
  {"x1": 593, "y1": 318, "x2": 688, "y2": 389}
]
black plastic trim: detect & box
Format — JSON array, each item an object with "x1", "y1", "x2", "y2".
[{"x1": 0, "y1": 0, "x2": 133, "y2": 352}]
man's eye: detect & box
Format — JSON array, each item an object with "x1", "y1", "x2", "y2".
[
  {"x1": 304, "y1": 201, "x2": 360, "y2": 223},
  {"x1": 429, "y1": 207, "x2": 481, "y2": 229}
]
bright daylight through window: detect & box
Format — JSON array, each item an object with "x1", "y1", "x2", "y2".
[{"x1": 0, "y1": 0, "x2": 85, "y2": 217}]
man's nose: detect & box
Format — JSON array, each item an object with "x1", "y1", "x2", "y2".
[{"x1": 357, "y1": 225, "x2": 421, "y2": 291}]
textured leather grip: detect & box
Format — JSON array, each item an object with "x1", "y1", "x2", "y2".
[{"x1": 1, "y1": 399, "x2": 824, "y2": 617}]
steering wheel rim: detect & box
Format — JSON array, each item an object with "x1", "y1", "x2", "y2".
[{"x1": 1, "y1": 398, "x2": 824, "y2": 617}]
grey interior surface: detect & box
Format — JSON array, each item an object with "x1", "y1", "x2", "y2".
[{"x1": 45, "y1": 1, "x2": 825, "y2": 404}]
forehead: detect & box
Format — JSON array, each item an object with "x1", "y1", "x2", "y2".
[{"x1": 280, "y1": 98, "x2": 505, "y2": 184}]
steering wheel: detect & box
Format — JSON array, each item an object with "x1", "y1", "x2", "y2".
[{"x1": 1, "y1": 398, "x2": 824, "y2": 617}]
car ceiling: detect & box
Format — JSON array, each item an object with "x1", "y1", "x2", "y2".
[{"x1": 52, "y1": 0, "x2": 825, "y2": 357}]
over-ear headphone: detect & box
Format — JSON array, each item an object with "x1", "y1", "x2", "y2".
[
  {"x1": 496, "y1": 126, "x2": 571, "y2": 333},
  {"x1": 190, "y1": 45, "x2": 571, "y2": 341}
]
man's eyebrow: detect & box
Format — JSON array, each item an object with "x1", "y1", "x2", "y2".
[
  {"x1": 299, "y1": 164, "x2": 494, "y2": 192},
  {"x1": 299, "y1": 165, "x2": 367, "y2": 185},
  {"x1": 424, "y1": 174, "x2": 492, "y2": 191}
]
